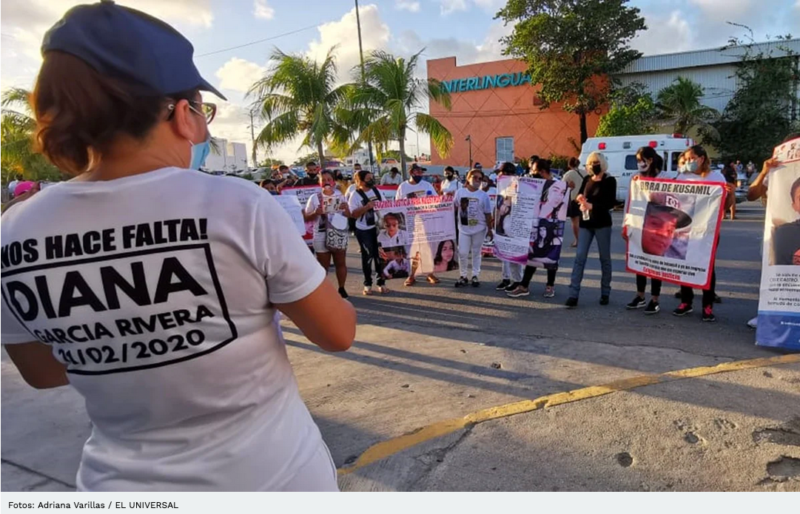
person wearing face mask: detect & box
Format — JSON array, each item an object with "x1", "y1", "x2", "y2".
[
  {"x1": 672, "y1": 145, "x2": 734, "y2": 322},
  {"x1": 495, "y1": 162, "x2": 525, "y2": 292},
  {"x1": 441, "y1": 166, "x2": 461, "y2": 196},
  {"x1": 507, "y1": 159, "x2": 560, "y2": 299},
  {"x1": 0, "y1": 2, "x2": 356, "y2": 492},
  {"x1": 397, "y1": 164, "x2": 440, "y2": 285},
  {"x1": 623, "y1": 146, "x2": 665, "y2": 314},
  {"x1": 565, "y1": 152, "x2": 617, "y2": 308},
  {"x1": 381, "y1": 166, "x2": 403, "y2": 186},
  {"x1": 348, "y1": 170, "x2": 389, "y2": 295},
  {"x1": 297, "y1": 161, "x2": 320, "y2": 186},
  {"x1": 454, "y1": 169, "x2": 493, "y2": 287},
  {"x1": 304, "y1": 170, "x2": 351, "y2": 298},
  {"x1": 259, "y1": 179, "x2": 279, "y2": 195}
]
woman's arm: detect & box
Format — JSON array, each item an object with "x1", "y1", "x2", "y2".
[
  {"x1": 5, "y1": 343, "x2": 69, "y2": 389},
  {"x1": 276, "y1": 281, "x2": 355, "y2": 352}
]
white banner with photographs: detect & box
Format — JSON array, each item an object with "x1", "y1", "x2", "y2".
[
  {"x1": 374, "y1": 196, "x2": 457, "y2": 277},
  {"x1": 493, "y1": 176, "x2": 544, "y2": 264},
  {"x1": 481, "y1": 192, "x2": 497, "y2": 256},
  {"x1": 757, "y1": 138, "x2": 800, "y2": 350},
  {"x1": 624, "y1": 177, "x2": 725, "y2": 288},
  {"x1": 280, "y1": 185, "x2": 321, "y2": 243},
  {"x1": 527, "y1": 180, "x2": 570, "y2": 269}
]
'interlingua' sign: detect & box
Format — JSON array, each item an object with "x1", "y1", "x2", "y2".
[{"x1": 440, "y1": 72, "x2": 532, "y2": 93}]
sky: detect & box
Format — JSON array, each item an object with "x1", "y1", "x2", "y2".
[{"x1": 2, "y1": 0, "x2": 799, "y2": 165}]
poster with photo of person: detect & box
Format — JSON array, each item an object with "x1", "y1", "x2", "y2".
[
  {"x1": 757, "y1": 137, "x2": 800, "y2": 350},
  {"x1": 526, "y1": 179, "x2": 569, "y2": 269},
  {"x1": 375, "y1": 196, "x2": 457, "y2": 275},
  {"x1": 624, "y1": 177, "x2": 725, "y2": 288},
  {"x1": 493, "y1": 176, "x2": 544, "y2": 264}
]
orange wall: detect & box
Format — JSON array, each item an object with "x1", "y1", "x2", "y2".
[{"x1": 427, "y1": 57, "x2": 603, "y2": 167}]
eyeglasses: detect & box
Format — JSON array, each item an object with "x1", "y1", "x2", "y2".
[{"x1": 167, "y1": 100, "x2": 217, "y2": 124}]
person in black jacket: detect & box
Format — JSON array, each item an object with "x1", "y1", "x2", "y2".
[{"x1": 566, "y1": 151, "x2": 617, "y2": 308}]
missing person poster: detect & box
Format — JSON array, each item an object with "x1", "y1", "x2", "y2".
[
  {"x1": 377, "y1": 185, "x2": 398, "y2": 201},
  {"x1": 494, "y1": 176, "x2": 544, "y2": 264},
  {"x1": 756, "y1": 138, "x2": 800, "y2": 350},
  {"x1": 375, "y1": 196, "x2": 457, "y2": 277},
  {"x1": 527, "y1": 180, "x2": 570, "y2": 270},
  {"x1": 281, "y1": 185, "x2": 321, "y2": 244},
  {"x1": 624, "y1": 177, "x2": 725, "y2": 288}
]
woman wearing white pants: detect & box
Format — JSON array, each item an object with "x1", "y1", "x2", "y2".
[{"x1": 454, "y1": 168, "x2": 494, "y2": 287}]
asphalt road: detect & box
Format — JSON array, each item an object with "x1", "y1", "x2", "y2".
[{"x1": 3, "y1": 200, "x2": 799, "y2": 492}]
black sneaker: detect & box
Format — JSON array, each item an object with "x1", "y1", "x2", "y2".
[
  {"x1": 471, "y1": 277, "x2": 480, "y2": 288},
  {"x1": 505, "y1": 281, "x2": 520, "y2": 292},
  {"x1": 455, "y1": 277, "x2": 468, "y2": 288},
  {"x1": 702, "y1": 306, "x2": 717, "y2": 322},
  {"x1": 495, "y1": 279, "x2": 511, "y2": 291},
  {"x1": 338, "y1": 287, "x2": 349, "y2": 299},
  {"x1": 626, "y1": 295, "x2": 646, "y2": 310},
  {"x1": 644, "y1": 300, "x2": 660, "y2": 315},
  {"x1": 673, "y1": 303, "x2": 693, "y2": 317},
  {"x1": 600, "y1": 295, "x2": 609, "y2": 306},
  {"x1": 565, "y1": 297, "x2": 578, "y2": 308}
]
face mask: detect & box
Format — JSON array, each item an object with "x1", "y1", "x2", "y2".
[
  {"x1": 189, "y1": 135, "x2": 211, "y2": 170},
  {"x1": 686, "y1": 161, "x2": 700, "y2": 173},
  {"x1": 445, "y1": 173, "x2": 453, "y2": 180},
  {"x1": 637, "y1": 161, "x2": 649, "y2": 172},
  {"x1": 410, "y1": 175, "x2": 422, "y2": 184},
  {"x1": 365, "y1": 179, "x2": 376, "y2": 187},
  {"x1": 470, "y1": 179, "x2": 481, "y2": 188},
  {"x1": 588, "y1": 164, "x2": 601, "y2": 175}
]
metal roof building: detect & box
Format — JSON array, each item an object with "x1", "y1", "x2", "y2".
[{"x1": 616, "y1": 38, "x2": 800, "y2": 113}]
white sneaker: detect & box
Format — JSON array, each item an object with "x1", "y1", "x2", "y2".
[{"x1": 746, "y1": 317, "x2": 757, "y2": 329}]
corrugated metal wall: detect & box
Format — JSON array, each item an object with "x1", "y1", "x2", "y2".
[{"x1": 617, "y1": 65, "x2": 739, "y2": 112}]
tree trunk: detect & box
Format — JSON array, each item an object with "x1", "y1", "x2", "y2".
[
  {"x1": 316, "y1": 140, "x2": 325, "y2": 170},
  {"x1": 579, "y1": 111, "x2": 588, "y2": 144},
  {"x1": 399, "y1": 130, "x2": 408, "y2": 180}
]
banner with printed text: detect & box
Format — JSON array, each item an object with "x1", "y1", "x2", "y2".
[
  {"x1": 624, "y1": 177, "x2": 725, "y2": 288},
  {"x1": 374, "y1": 196, "x2": 457, "y2": 278},
  {"x1": 757, "y1": 137, "x2": 800, "y2": 350},
  {"x1": 280, "y1": 185, "x2": 321, "y2": 243}
]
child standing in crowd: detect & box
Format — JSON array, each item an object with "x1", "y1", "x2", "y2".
[
  {"x1": 304, "y1": 170, "x2": 350, "y2": 298},
  {"x1": 566, "y1": 152, "x2": 617, "y2": 308},
  {"x1": 673, "y1": 145, "x2": 734, "y2": 322},
  {"x1": 624, "y1": 146, "x2": 665, "y2": 314},
  {"x1": 454, "y1": 168, "x2": 493, "y2": 287}
]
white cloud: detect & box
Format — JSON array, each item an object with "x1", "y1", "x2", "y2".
[
  {"x1": 306, "y1": 4, "x2": 390, "y2": 84},
  {"x1": 688, "y1": 0, "x2": 753, "y2": 21},
  {"x1": 253, "y1": 0, "x2": 275, "y2": 20},
  {"x1": 439, "y1": 0, "x2": 468, "y2": 15},
  {"x1": 395, "y1": 0, "x2": 420, "y2": 12},
  {"x1": 632, "y1": 11, "x2": 693, "y2": 56},
  {"x1": 215, "y1": 57, "x2": 266, "y2": 93}
]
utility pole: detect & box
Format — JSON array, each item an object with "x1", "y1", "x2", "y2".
[
  {"x1": 249, "y1": 108, "x2": 257, "y2": 168},
  {"x1": 355, "y1": 0, "x2": 376, "y2": 173}
]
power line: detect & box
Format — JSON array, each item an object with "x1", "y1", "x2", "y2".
[{"x1": 195, "y1": 23, "x2": 323, "y2": 58}]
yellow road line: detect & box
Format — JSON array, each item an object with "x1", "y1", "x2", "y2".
[{"x1": 337, "y1": 353, "x2": 800, "y2": 475}]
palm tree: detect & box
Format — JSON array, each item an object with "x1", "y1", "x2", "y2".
[
  {"x1": 348, "y1": 49, "x2": 453, "y2": 177},
  {"x1": 656, "y1": 77, "x2": 719, "y2": 135},
  {"x1": 1, "y1": 88, "x2": 61, "y2": 184},
  {"x1": 247, "y1": 48, "x2": 353, "y2": 167}
]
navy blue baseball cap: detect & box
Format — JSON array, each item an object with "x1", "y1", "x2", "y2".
[{"x1": 41, "y1": 0, "x2": 226, "y2": 100}]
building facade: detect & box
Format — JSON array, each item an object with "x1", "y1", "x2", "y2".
[
  {"x1": 204, "y1": 139, "x2": 249, "y2": 172},
  {"x1": 427, "y1": 39, "x2": 800, "y2": 168}
]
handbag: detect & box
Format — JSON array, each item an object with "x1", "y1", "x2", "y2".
[{"x1": 325, "y1": 213, "x2": 349, "y2": 251}]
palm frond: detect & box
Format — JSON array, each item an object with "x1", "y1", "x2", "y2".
[{"x1": 414, "y1": 113, "x2": 453, "y2": 157}]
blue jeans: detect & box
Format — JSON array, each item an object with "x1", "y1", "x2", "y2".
[{"x1": 568, "y1": 226, "x2": 612, "y2": 299}]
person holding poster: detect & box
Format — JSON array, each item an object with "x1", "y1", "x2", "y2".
[
  {"x1": 454, "y1": 169, "x2": 493, "y2": 287},
  {"x1": 757, "y1": 135, "x2": 800, "y2": 349},
  {"x1": 672, "y1": 145, "x2": 733, "y2": 322},
  {"x1": 566, "y1": 152, "x2": 617, "y2": 308},
  {"x1": 624, "y1": 146, "x2": 666, "y2": 314},
  {"x1": 348, "y1": 170, "x2": 388, "y2": 295},
  {"x1": 304, "y1": 170, "x2": 351, "y2": 298},
  {"x1": 495, "y1": 162, "x2": 525, "y2": 292},
  {"x1": 397, "y1": 164, "x2": 441, "y2": 286}
]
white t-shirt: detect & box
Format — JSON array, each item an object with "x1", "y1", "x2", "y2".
[
  {"x1": 380, "y1": 173, "x2": 402, "y2": 186},
  {"x1": 347, "y1": 187, "x2": 381, "y2": 231},
  {"x1": 454, "y1": 187, "x2": 492, "y2": 235},
  {"x1": 378, "y1": 229, "x2": 407, "y2": 248},
  {"x1": 675, "y1": 169, "x2": 727, "y2": 184},
  {"x1": 344, "y1": 183, "x2": 357, "y2": 202},
  {"x1": 396, "y1": 179, "x2": 437, "y2": 199},
  {"x1": 0, "y1": 167, "x2": 336, "y2": 492},
  {"x1": 305, "y1": 190, "x2": 345, "y2": 241},
  {"x1": 441, "y1": 178, "x2": 461, "y2": 195}
]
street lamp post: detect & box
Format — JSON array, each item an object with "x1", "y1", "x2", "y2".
[{"x1": 466, "y1": 135, "x2": 472, "y2": 169}]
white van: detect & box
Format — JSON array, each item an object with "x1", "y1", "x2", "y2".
[{"x1": 578, "y1": 134, "x2": 694, "y2": 203}]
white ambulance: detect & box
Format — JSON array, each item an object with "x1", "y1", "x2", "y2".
[{"x1": 578, "y1": 134, "x2": 694, "y2": 203}]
